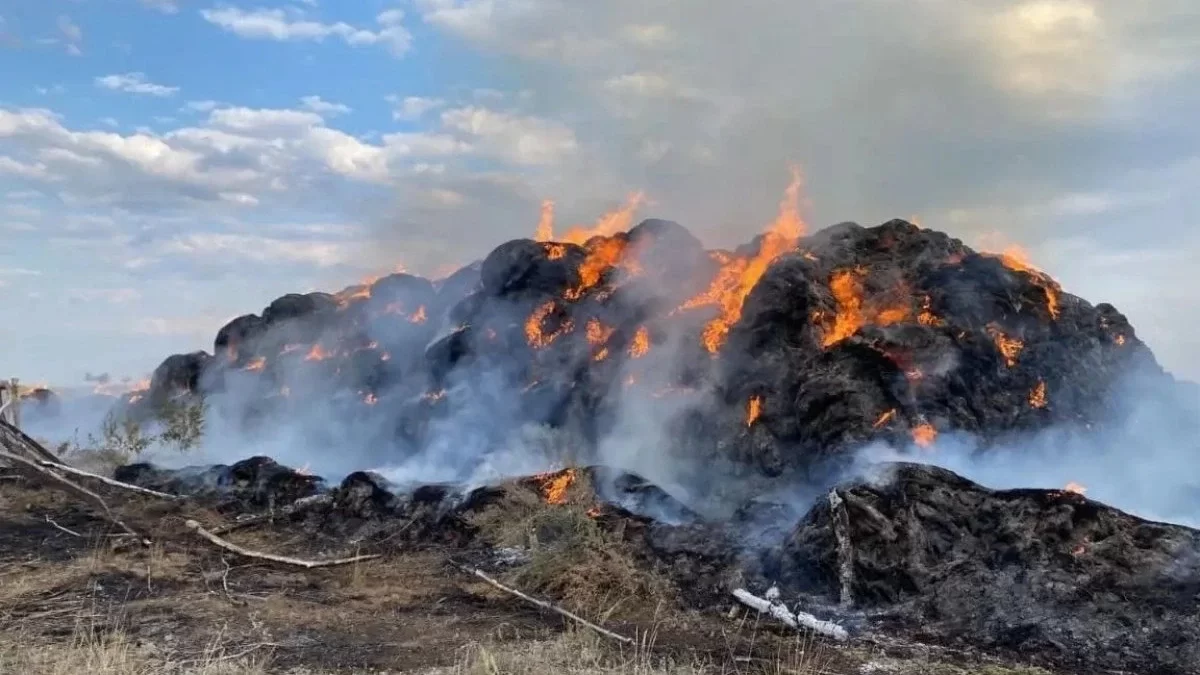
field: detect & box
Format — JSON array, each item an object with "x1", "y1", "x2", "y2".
[{"x1": 0, "y1": 460, "x2": 1059, "y2": 675}]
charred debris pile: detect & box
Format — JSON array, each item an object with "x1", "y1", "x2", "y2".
[{"x1": 22, "y1": 202, "x2": 1200, "y2": 673}]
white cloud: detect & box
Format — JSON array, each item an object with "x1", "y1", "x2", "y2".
[
  {"x1": 183, "y1": 100, "x2": 220, "y2": 113},
  {"x1": 439, "y1": 107, "x2": 578, "y2": 166},
  {"x1": 300, "y1": 95, "x2": 351, "y2": 115},
  {"x1": 57, "y1": 15, "x2": 83, "y2": 55},
  {"x1": 140, "y1": 0, "x2": 180, "y2": 14},
  {"x1": 200, "y1": 6, "x2": 412, "y2": 56},
  {"x1": 388, "y1": 95, "x2": 445, "y2": 120},
  {"x1": 158, "y1": 232, "x2": 356, "y2": 267},
  {"x1": 0, "y1": 156, "x2": 54, "y2": 180},
  {"x1": 620, "y1": 24, "x2": 675, "y2": 49},
  {"x1": 95, "y1": 72, "x2": 180, "y2": 97},
  {"x1": 69, "y1": 288, "x2": 142, "y2": 304}
]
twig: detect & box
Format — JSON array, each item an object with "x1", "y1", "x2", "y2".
[
  {"x1": 828, "y1": 489, "x2": 855, "y2": 608},
  {"x1": 44, "y1": 515, "x2": 83, "y2": 538},
  {"x1": 732, "y1": 589, "x2": 848, "y2": 642},
  {"x1": 450, "y1": 562, "x2": 634, "y2": 644},
  {"x1": 0, "y1": 448, "x2": 146, "y2": 543},
  {"x1": 185, "y1": 520, "x2": 380, "y2": 568},
  {"x1": 35, "y1": 461, "x2": 179, "y2": 500},
  {"x1": 210, "y1": 493, "x2": 332, "y2": 535}
]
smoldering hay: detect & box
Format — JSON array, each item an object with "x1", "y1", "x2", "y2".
[{"x1": 41, "y1": 190, "x2": 1200, "y2": 672}]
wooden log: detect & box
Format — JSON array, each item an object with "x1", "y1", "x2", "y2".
[{"x1": 732, "y1": 588, "x2": 849, "y2": 641}]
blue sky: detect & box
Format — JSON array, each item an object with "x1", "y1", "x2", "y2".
[{"x1": 2, "y1": 0, "x2": 1199, "y2": 387}]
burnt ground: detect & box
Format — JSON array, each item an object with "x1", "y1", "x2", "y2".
[{"x1": 2, "y1": 473, "x2": 1070, "y2": 675}]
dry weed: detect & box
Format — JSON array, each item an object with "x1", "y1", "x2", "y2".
[{"x1": 467, "y1": 471, "x2": 673, "y2": 617}]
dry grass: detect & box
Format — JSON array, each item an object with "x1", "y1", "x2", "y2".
[
  {"x1": 420, "y1": 627, "x2": 830, "y2": 675},
  {"x1": 0, "y1": 626, "x2": 272, "y2": 675},
  {"x1": 467, "y1": 471, "x2": 674, "y2": 619}
]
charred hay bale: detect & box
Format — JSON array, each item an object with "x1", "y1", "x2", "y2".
[
  {"x1": 214, "y1": 314, "x2": 268, "y2": 359},
  {"x1": 220, "y1": 456, "x2": 324, "y2": 511},
  {"x1": 480, "y1": 239, "x2": 585, "y2": 298},
  {"x1": 262, "y1": 292, "x2": 339, "y2": 324},
  {"x1": 147, "y1": 351, "x2": 211, "y2": 403},
  {"x1": 777, "y1": 462, "x2": 1200, "y2": 674}
]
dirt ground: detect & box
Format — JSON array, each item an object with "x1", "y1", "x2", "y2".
[{"x1": 0, "y1": 473, "x2": 1058, "y2": 675}]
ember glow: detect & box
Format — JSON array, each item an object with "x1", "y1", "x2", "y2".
[
  {"x1": 912, "y1": 422, "x2": 937, "y2": 448},
  {"x1": 987, "y1": 324, "x2": 1024, "y2": 367},
  {"x1": 1064, "y1": 482, "x2": 1087, "y2": 495},
  {"x1": 558, "y1": 192, "x2": 645, "y2": 245},
  {"x1": 746, "y1": 395, "x2": 763, "y2": 426},
  {"x1": 873, "y1": 408, "x2": 897, "y2": 428},
  {"x1": 628, "y1": 326, "x2": 650, "y2": 359},
  {"x1": 1029, "y1": 379, "x2": 1048, "y2": 409},
  {"x1": 243, "y1": 356, "x2": 266, "y2": 372},
  {"x1": 821, "y1": 267, "x2": 910, "y2": 347},
  {"x1": 305, "y1": 344, "x2": 330, "y2": 362},
  {"x1": 525, "y1": 301, "x2": 573, "y2": 349}
]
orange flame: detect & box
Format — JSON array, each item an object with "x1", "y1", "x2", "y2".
[
  {"x1": 559, "y1": 192, "x2": 645, "y2": 245},
  {"x1": 983, "y1": 240, "x2": 1062, "y2": 321},
  {"x1": 1064, "y1": 481, "x2": 1087, "y2": 495},
  {"x1": 525, "y1": 301, "x2": 573, "y2": 349},
  {"x1": 820, "y1": 268, "x2": 911, "y2": 347},
  {"x1": 917, "y1": 295, "x2": 942, "y2": 327},
  {"x1": 873, "y1": 409, "x2": 897, "y2": 429},
  {"x1": 305, "y1": 344, "x2": 330, "y2": 362},
  {"x1": 628, "y1": 326, "x2": 650, "y2": 358},
  {"x1": 586, "y1": 318, "x2": 614, "y2": 346},
  {"x1": 536, "y1": 469, "x2": 577, "y2": 505},
  {"x1": 746, "y1": 395, "x2": 763, "y2": 426},
  {"x1": 243, "y1": 356, "x2": 266, "y2": 372},
  {"x1": 409, "y1": 305, "x2": 427, "y2": 324},
  {"x1": 565, "y1": 236, "x2": 628, "y2": 301},
  {"x1": 534, "y1": 199, "x2": 555, "y2": 242},
  {"x1": 363, "y1": 392, "x2": 378, "y2": 405},
  {"x1": 680, "y1": 167, "x2": 807, "y2": 353},
  {"x1": 912, "y1": 422, "x2": 937, "y2": 448},
  {"x1": 1114, "y1": 334, "x2": 1126, "y2": 346},
  {"x1": 543, "y1": 242, "x2": 567, "y2": 260},
  {"x1": 1029, "y1": 379, "x2": 1047, "y2": 408},
  {"x1": 986, "y1": 324, "x2": 1024, "y2": 367}
]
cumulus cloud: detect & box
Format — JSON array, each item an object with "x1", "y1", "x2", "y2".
[
  {"x1": 200, "y1": 6, "x2": 412, "y2": 56},
  {"x1": 300, "y1": 95, "x2": 351, "y2": 115},
  {"x1": 95, "y1": 72, "x2": 180, "y2": 97},
  {"x1": 388, "y1": 95, "x2": 445, "y2": 120}
]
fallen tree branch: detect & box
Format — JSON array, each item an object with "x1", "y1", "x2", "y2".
[
  {"x1": 33, "y1": 461, "x2": 179, "y2": 500},
  {"x1": 210, "y1": 493, "x2": 332, "y2": 535},
  {"x1": 0, "y1": 448, "x2": 145, "y2": 542},
  {"x1": 44, "y1": 515, "x2": 83, "y2": 538},
  {"x1": 828, "y1": 489, "x2": 855, "y2": 608},
  {"x1": 0, "y1": 418, "x2": 62, "y2": 464},
  {"x1": 732, "y1": 588, "x2": 849, "y2": 642},
  {"x1": 185, "y1": 520, "x2": 380, "y2": 569},
  {"x1": 450, "y1": 562, "x2": 633, "y2": 644}
]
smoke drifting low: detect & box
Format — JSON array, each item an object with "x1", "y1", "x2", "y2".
[{"x1": 22, "y1": 196, "x2": 1198, "y2": 531}]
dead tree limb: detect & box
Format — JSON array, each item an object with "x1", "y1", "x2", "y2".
[
  {"x1": 0, "y1": 448, "x2": 145, "y2": 542},
  {"x1": 35, "y1": 461, "x2": 179, "y2": 500},
  {"x1": 828, "y1": 489, "x2": 855, "y2": 608},
  {"x1": 0, "y1": 418, "x2": 63, "y2": 464},
  {"x1": 732, "y1": 589, "x2": 848, "y2": 642},
  {"x1": 185, "y1": 520, "x2": 380, "y2": 568},
  {"x1": 210, "y1": 493, "x2": 332, "y2": 535},
  {"x1": 451, "y1": 562, "x2": 634, "y2": 644}
]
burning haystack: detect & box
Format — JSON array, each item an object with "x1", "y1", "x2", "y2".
[{"x1": 20, "y1": 178, "x2": 1200, "y2": 674}]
